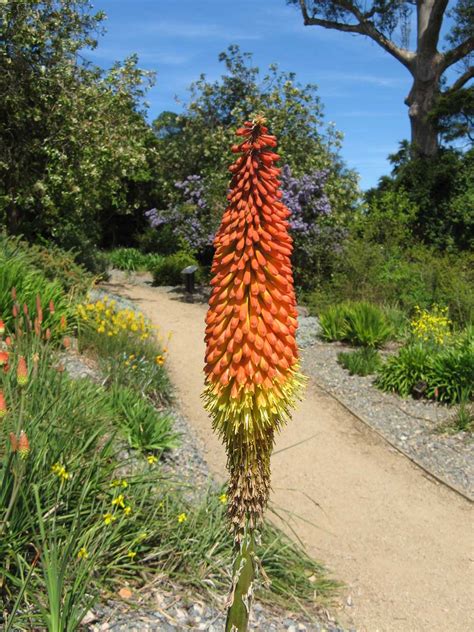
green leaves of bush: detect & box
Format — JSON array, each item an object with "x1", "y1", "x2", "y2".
[
  {"x1": 319, "y1": 301, "x2": 392, "y2": 347},
  {"x1": 376, "y1": 341, "x2": 473, "y2": 404},
  {"x1": 150, "y1": 251, "x2": 201, "y2": 286},
  {"x1": 107, "y1": 248, "x2": 163, "y2": 273}
]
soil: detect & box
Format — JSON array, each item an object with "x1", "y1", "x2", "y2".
[{"x1": 104, "y1": 276, "x2": 473, "y2": 632}]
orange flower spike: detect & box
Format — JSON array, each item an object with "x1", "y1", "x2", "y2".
[
  {"x1": 203, "y1": 117, "x2": 305, "y2": 538},
  {"x1": 18, "y1": 431, "x2": 30, "y2": 460},
  {"x1": 17, "y1": 356, "x2": 28, "y2": 387},
  {"x1": 0, "y1": 390, "x2": 7, "y2": 418},
  {"x1": 0, "y1": 319, "x2": 4, "y2": 336},
  {"x1": 0, "y1": 350, "x2": 9, "y2": 367}
]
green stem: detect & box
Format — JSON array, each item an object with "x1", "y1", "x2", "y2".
[{"x1": 225, "y1": 525, "x2": 257, "y2": 632}]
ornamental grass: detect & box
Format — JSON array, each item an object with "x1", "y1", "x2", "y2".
[{"x1": 203, "y1": 117, "x2": 305, "y2": 630}]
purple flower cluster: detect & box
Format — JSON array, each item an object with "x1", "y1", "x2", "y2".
[
  {"x1": 145, "y1": 176, "x2": 215, "y2": 252},
  {"x1": 280, "y1": 164, "x2": 332, "y2": 235}
]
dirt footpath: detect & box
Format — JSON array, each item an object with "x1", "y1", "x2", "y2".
[{"x1": 108, "y1": 280, "x2": 473, "y2": 632}]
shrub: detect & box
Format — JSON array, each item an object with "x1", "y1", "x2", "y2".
[
  {"x1": 0, "y1": 235, "x2": 93, "y2": 297},
  {"x1": 319, "y1": 305, "x2": 350, "y2": 342},
  {"x1": 337, "y1": 347, "x2": 381, "y2": 376},
  {"x1": 311, "y1": 241, "x2": 474, "y2": 327},
  {"x1": 150, "y1": 251, "x2": 201, "y2": 286},
  {"x1": 345, "y1": 301, "x2": 392, "y2": 347},
  {"x1": 425, "y1": 344, "x2": 474, "y2": 404},
  {"x1": 376, "y1": 344, "x2": 432, "y2": 398},
  {"x1": 107, "y1": 248, "x2": 163, "y2": 273}
]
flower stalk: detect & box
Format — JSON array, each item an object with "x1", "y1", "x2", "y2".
[{"x1": 203, "y1": 117, "x2": 305, "y2": 629}]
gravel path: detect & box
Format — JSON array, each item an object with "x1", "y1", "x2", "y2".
[{"x1": 296, "y1": 311, "x2": 473, "y2": 500}]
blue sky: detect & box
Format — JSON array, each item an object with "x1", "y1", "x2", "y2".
[{"x1": 88, "y1": 0, "x2": 423, "y2": 189}]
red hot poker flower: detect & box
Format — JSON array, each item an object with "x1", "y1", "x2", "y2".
[
  {"x1": 18, "y1": 431, "x2": 30, "y2": 459},
  {"x1": 0, "y1": 390, "x2": 7, "y2": 418},
  {"x1": 203, "y1": 117, "x2": 305, "y2": 537},
  {"x1": 17, "y1": 356, "x2": 28, "y2": 387}
]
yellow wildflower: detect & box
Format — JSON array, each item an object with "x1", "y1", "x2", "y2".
[
  {"x1": 112, "y1": 494, "x2": 126, "y2": 508},
  {"x1": 103, "y1": 512, "x2": 116, "y2": 525},
  {"x1": 110, "y1": 479, "x2": 128, "y2": 488},
  {"x1": 123, "y1": 505, "x2": 132, "y2": 516},
  {"x1": 147, "y1": 455, "x2": 158, "y2": 465},
  {"x1": 77, "y1": 547, "x2": 89, "y2": 560},
  {"x1": 219, "y1": 493, "x2": 228, "y2": 504},
  {"x1": 155, "y1": 355, "x2": 165, "y2": 365},
  {"x1": 127, "y1": 550, "x2": 137, "y2": 559},
  {"x1": 51, "y1": 463, "x2": 70, "y2": 481},
  {"x1": 177, "y1": 513, "x2": 187, "y2": 523}
]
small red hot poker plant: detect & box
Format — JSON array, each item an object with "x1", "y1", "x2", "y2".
[{"x1": 203, "y1": 116, "x2": 305, "y2": 630}]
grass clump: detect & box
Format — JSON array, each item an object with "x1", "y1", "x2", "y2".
[
  {"x1": 376, "y1": 336, "x2": 473, "y2": 404},
  {"x1": 0, "y1": 241, "x2": 78, "y2": 336},
  {"x1": 108, "y1": 384, "x2": 178, "y2": 453},
  {"x1": 319, "y1": 301, "x2": 392, "y2": 348},
  {"x1": 337, "y1": 348, "x2": 381, "y2": 376},
  {"x1": 319, "y1": 304, "x2": 349, "y2": 342}
]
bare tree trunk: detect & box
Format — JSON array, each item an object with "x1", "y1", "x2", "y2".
[
  {"x1": 406, "y1": 76, "x2": 440, "y2": 156},
  {"x1": 405, "y1": 40, "x2": 442, "y2": 157}
]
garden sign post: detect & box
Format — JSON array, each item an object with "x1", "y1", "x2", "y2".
[{"x1": 203, "y1": 116, "x2": 305, "y2": 631}]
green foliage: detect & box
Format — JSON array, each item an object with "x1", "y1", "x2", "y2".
[
  {"x1": 0, "y1": 234, "x2": 94, "y2": 296},
  {"x1": 0, "y1": 1, "x2": 157, "y2": 266},
  {"x1": 107, "y1": 248, "x2": 163, "y2": 272},
  {"x1": 376, "y1": 344, "x2": 432, "y2": 398},
  {"x1": 337, "y1": 348, "x2": 382, "y2": 376},
  {"x1": 344, "y1": 302, "x2": 393, "y2": 347},
  {"x1": 425, "y1": 343, "x2": 474, "y2": 404},
  {"x1": 151, "y1": 45, "x2": 358, "y2": 220},
  {"x1": 319, "y1": 305, "x2": 350, "y2": 342},
  {"x1": 313, "y1": 241, "x2": 474, "y2": 327},
  {"x1": 0, "y1": 243, "x2": 76, "y2": 335},
  {"x1": 77, "y1": 296, "x2": 171, "y2": 404},
  {"x1": 108, "y1": 384, "x2": 178, "y2": 453},
  {"x1": 440, "y1": 399, "x2": 474, "y2": 434},
  {"x1": 378, "y1": 147, "x2": 474, "y2": 251},
  {"x1": 376, "y1": 336, "x2": 473, "y2": 404},
  {"x1": 319, "y1": 302, "x2": 392, "y2": 347},
  {"x1": 150, "y1": 251, "x2": 201, "y2": 286}
]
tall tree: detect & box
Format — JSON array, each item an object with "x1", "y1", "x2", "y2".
[{"x1": 289, "y1": 1, "x2": 474, "y2": 156}]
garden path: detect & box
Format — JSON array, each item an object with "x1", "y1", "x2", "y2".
[{"x1": 106, "y1": 279, "x2": 473, "y2": 632}]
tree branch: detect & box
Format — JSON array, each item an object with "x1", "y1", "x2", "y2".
[
  {"x1": 440, "y1": 37, "x2": 474, "y2": 72},
  {"x1": 445, "y1": 66, "x2": 474, "y2": 93},
  {"x1": 421, "y1": 0, "x2": 449, "y2": 53},
  {"x1": 298, "y1": 0, "x2": 415, "y2": 70}
]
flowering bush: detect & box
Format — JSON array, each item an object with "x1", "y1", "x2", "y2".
[
  {"x1": 410, "y1": 305, "x2": 452, "y2": 345},
  {"x1": 280, "y1": 165, "x2": 346, "y2": 289},
  {"x1": 145, "y1": 175, "x2": 219, "y2": 255}
]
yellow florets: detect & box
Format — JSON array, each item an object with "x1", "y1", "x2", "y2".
[
  {"x1": 77, "y1": 296, "x2": 155, "y2": 340},
  {"x1": 410, "y1": 305, "x2": 452, "y2": 345}
]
